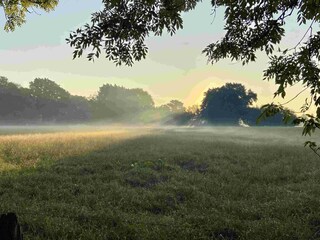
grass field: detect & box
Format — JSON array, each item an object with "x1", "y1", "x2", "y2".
[{"x1": 0, "y1": 126, "x2": 320, "y2": 239}]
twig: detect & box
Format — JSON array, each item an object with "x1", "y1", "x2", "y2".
[{"x1": 279, "y1": 87, "x2": 308, "y2": 106}]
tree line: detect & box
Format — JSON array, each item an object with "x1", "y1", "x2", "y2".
[{"x1": 0, "y1": 76, "x2": 291, "y2": 126}]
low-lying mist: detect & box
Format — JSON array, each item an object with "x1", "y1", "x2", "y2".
[{"x1": 0, "y1": 77, "x2": 292, "y2": 129}]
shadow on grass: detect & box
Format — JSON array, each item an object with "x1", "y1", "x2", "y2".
[
  {"x1": 0, "y1": 135, "x2": 220, "y2": 240},
  {"x1": 0, "y1": 132, "x2": 319, "y2": 239}
]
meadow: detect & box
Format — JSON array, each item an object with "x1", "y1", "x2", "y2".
[{"x1": 0, "y1": 126, "x2": 320, "y2": 239}]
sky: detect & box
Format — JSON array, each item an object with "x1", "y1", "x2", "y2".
[{"x1": 0, "y1": 0, "x2": 314, "y2": 111}]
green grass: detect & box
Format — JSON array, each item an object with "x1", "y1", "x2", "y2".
[{"x1": 0, "y1": 126, "x2": 320, "y2": 239}]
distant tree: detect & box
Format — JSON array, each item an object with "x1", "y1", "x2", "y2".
[
  {"x1": 66, "y1": 1, "x2": 320, "y2": 115},
  {"x1": 62, "y1": 95, "x2": 91, "y2": 122},
  {"x1": 0, "y1": 77, "x2": 93, "y2": 124},
  {"x1": 0, "y1": 76, "x2": 19, "y2": 89},
  {"x1": 157, "y1": 100, "x2": 185, "y2": 117},
  {"x1": 200, "y1": 83, "x2": 257, "y2": 125},
  {"x1": 0, "y1": 76, "x2": 36, "y2": 123},
  {"x1": 0, "y1": 76, "x2": 196, "y2": 125},
  {"x1": 152, "y1": 104, "x2": 169, "y2": 122},
  {"x1": 170, "y1": 111, "x2": 194, "y2": 125},
  {"x1": 65, "y1": 0, "x2": 320, "y2": 152},
  {"x1": 4, "y1": 1, "x2": 320, "y2": 137},
  {"x1": 128, "y1": 88, "x2": 155, "y2": 111},
  {"x1": 90, "y1": 84, "x2": 154, "y2": 121},
  {"x1": 29, "y1": 78, "x2": 71, "y2": 122},
  {"x1": 156, "y1": 100, "x2": 194, "y2": 125},
  {"x1": 166, "y1": 100, "x2": 185, "y2": 113},
  {"x1": 186, "y1": 105, "x2": 200, "y2": 115},
  {"x1": 245, "y1": 107, "x2": 294, "y2": 126},
  {"x1": 29, "y1": 78, "x2": 70, "y2": 101}
]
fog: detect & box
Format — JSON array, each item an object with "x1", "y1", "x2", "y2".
[{"x1": 0, "y1": 124, "x2": 314, "y2": 147}]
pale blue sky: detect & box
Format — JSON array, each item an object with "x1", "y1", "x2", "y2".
[{"x1": 0, "y1": 1, "x2": 312, "y2": 110}]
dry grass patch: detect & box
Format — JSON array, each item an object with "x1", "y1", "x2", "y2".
[{"x1": 0, "y1": 129, "x2": 146, "y2": 170}]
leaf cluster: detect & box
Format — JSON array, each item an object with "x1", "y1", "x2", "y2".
[
  {"x1": 0, "y1": 0, "x2": 58, "y2": 31},
  {"x1": 66, "y1": 0, "x2": 201, "y2": 65}
]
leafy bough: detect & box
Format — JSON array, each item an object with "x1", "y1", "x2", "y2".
[{"x1": 257, "y1": 102, "x2": 320, "y2": 156}]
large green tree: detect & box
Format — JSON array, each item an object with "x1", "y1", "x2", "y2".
[
  {"x1": 0, "y1": 76, "x2": 36, "y2": 122},
  {"x1": 200, "y1": 83, "x2": 257, "y2": 124},
  {"x1": 5, "y1": 0, "x2": 320, "y2": 150},
  {"x1": 29, "y1": 78, "x2": 70, "y2": 101},
  {"x1": 90, "y1": 84, "x2": 154, "y2": 121},
  {"x1": 66, "y1": 0, "x2": 320, "y2": 152}
]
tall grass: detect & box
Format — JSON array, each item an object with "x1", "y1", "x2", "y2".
[
  {"x1": 0, "y1": 126, "x2": 319, "y2": 239},
  {"x1": 0, "y1": 129, "x2": 145, "y2": 170}
]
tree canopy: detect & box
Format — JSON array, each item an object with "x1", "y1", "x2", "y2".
[
  {"x1": 201, "y1": 83, "x2": 257, "y2": 124},
  {"x1": 0, "y1": 0, "x2": 58, "y2": 31},
  {"x1": 0, "y1": 76, "x2": 294, "y2": 126},
  {"x1": 0, "y1": 77, "x2": 196, "y2": 124},
  {"x1": 90, "y1": 84, "x2": 155, "y2": 121},
  {"x1": 29, "y1": 78, "x2": 70, "y2": 101},
  {"x1": 66, "y1": 0, "x2": 320, "y2": 152},
  {"x1": 200, "y1": 83, "x2": 291, "y2": 126},
  {"x1": 67, "y1": 0, "x2": 201, "y2": 65},
  {"x1": 3, "y1": 0, "x2": 320, "y2": 150}
]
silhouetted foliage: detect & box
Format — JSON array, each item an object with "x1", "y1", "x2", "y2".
[
  {"x1": 170, "y1": 111, "x2": 195, "y2": 125},
  {"x1": 66, "y1": 0, "x2": 320, "y2": 149},
  {"x1": 67, "y1": 0, "x2": 201, "y2": 65},
  {"x1": 200, "y1": 83, "x2": 257, "y2": 125},
  {"x1": 0, "y1": 77, "x2": 161, "y2": 124},
  {"x1": 0, "y1": 77, "x2": 293, "y2": 126},
  {"x1": 0, "y1": 77, "x2": 91, "y2": 124},
  {"x1": 90, "y1": 84, "x2": 154, "y2": 122},
  {"x1": 29, "y1": 78, "x2": 70, "y2": 101},
  {"x1": 0, "y1": 77, "x2": 36, "y2": 123},
  {"x1": 2, "y1": 1, "x2": 320, "y2": 145},
  {"x1": 67, "y1": 95, "x2": 92, "y2": 122},
  {"x1": 166, "y1": 100, "x2": 185, "y2": 113},
  {"x1": 152, "y1": 100, "x2": 193, "y2": 125},
  {"x1": 29, "y1": 78, "x2": 71, "y2": 122},
  {"x1": 199, "y1": 83, "x2": 293, "y2": 126},
  {"x1": 245, "y1": 107, "x2": 293, "y2": 126}
]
